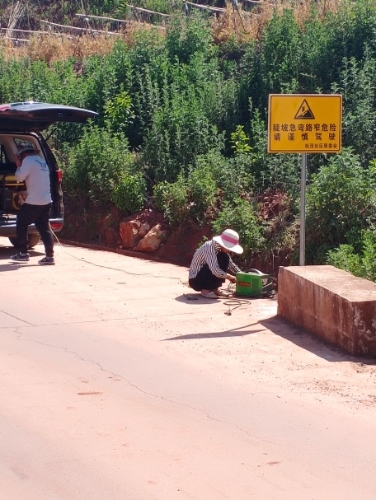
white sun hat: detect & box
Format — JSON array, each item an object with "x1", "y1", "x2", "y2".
[{"x1": 213, "y1": 229, "x2": 243, "y2": 254}]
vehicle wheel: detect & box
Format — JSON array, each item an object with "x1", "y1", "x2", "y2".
[
  {"x1": 27, "y1": 234, "x2": 41, "y2": 248},
  {"x1": 9, "y1": 234, "x2": 41, "y2": 248}
]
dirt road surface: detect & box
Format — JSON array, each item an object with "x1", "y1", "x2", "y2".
[{"x1": 1, "y1": 238, "x2": 376, "y2": 500}]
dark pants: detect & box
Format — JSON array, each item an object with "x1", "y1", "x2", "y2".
[
  {"x1": 189, "y1": 252, "x2": 230, "y2": 291},
  {"x1": 16, "y1": 203, "x2": 54, "y2": 257}
]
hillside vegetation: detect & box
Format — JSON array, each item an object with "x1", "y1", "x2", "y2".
[{"x1": 1, "y1": 0, "x2": 376, "y2": 279}]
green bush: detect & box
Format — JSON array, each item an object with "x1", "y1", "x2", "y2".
[
  {"x1": 152, "y1": 146, "x2": 258, "y2": 231},
  {"x1": 187, "y1": 163, "x2": 218, "y2": 225},
  {"x1": 332, "y1": 52, "x2": 376, "y2": 163},
  {"x1": 64, "y1": 124, "x2": 134, "y2": 206},
  {"x1": 141, "y1": 68, "x2": 227, "y2": 182},
  {"x1": 230, "y1": 125, "x2": 252, "y2": 155},
  {"x1": 247, "y1": 110, "x2": 301, "y2": 197},
  {"x1": 327, "y1": 229, "x2": 376, "y2": 282},
  {"x1": 211, "y1": 198, "x2": 265, "y2": 262},
  {"x1": 153, "y1": 176, "x2": 190, "y2": 228},
  {"x1": 112, "y1": 173, "x2": 147, "y2": 214},
  {"x1": 153, "y1": 164, "x2": 218, "y2": 229},
  {"x1": 322, "y1": 0, "x2": 376, "y2": 86},
  {"x1": 326, "y1": 244, "x2": 363, "y2": 278},
  {"x1": 165, "y1": 12, "x2": 214, "y2": 65},
  {"x1": 104, "y1": 91, "x2": 135, "y2": 136},
  {"x1": 259, "y1": 8, "x2": 303, "y2": 99},
  {"x1": 193, "y1": 149, "x2": 254, "y2": 203},
  {"x1": 305, "y1": 148, "x2": 376, "y2": 262}
]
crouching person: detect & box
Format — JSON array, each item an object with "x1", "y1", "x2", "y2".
[{"x1": 188, "y1": 229, "x2": 243, "y2": 299}]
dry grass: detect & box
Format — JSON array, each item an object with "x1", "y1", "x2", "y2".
[
  {"x1": 211, "y1": 0, "x2": 344, "y2": 44},
  {"x1": 1, "y1": 34, "x2": 120, "y2": 63},
  {"x1": 0, "y1": 20, "x2": 166, "y2": 63},
  {"x1": 0, "y1": 0, "x2": 346, "y2": 62}
]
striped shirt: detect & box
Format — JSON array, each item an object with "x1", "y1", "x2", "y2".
[{"x1": 189, "y1": 239, "x2": 241, "y2": 279}]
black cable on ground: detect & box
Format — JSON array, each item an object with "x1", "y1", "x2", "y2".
[
  {"x1": 51, "y1": 230, "x2": 185, "y2": 282},
  {"x1": 223, "y1": 298, "x2": 251, "y2": 315}
]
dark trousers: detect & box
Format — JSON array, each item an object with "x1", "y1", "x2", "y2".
[
  {"x1": 189, "y1": 252, "x2": 230, "y2": 291},
  {"x1": 16, "y1": 203, "x2": 54, "y2": 257}
]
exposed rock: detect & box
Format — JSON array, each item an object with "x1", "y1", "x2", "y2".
[
  {"x1": 139, "y1": 222, "x2": 151, "y2": 238},
  {"x1": 99, "y1": 214, "x2": 121, "y2": 247},
  {"x1": 119, "y1": 220, "x2": 141, "y2": 248},
  {"x1": 136, "y1": 224, "x2": 166, "y2": 252}
]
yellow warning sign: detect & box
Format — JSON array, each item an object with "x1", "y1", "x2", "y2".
[{"x1": 268, "y1": 94, "x2": 342, "y2": 153}]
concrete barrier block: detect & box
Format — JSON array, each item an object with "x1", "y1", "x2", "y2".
[{"x1": 277, "y1": 265, "x2": 376, "y2": 357}]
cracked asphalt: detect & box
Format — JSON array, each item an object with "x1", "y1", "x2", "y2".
[{"x1": 1, "y1": 238, "x2": 376, "y2": 500}]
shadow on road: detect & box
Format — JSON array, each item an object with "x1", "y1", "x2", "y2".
[
  {"x1": 0, "y1": 244, "x2": 46, "y2": 270},
  {"x1": 161, "y1": 321, "x2": 266, "y2": 341},
  {"x1": 260, "y1": 316, "x2": 376, "y2": 366},
  {"x1": 167, "y1": 301, "x2": 376, "y2": 366}
]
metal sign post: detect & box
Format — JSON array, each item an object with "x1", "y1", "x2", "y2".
[
  {"x1": 300, "y1": 153, "x2": 307, "y2": 266},
  {"x1": 267, "y1": 94, "x2": 342, "y2": 265}
]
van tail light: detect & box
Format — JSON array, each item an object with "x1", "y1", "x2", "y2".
[
  {"x1": 50, "y1": 222, "x2": 63, "y2": 231},
  {"x1": 56, "y1": 170, "x2": 63, "y2": 182}
]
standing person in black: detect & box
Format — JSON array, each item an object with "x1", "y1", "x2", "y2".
[
  {"x1": 188, "y1": 229, "x2": 243, "y2": 298},
  {"x1": 10, "y1": 146, "x2": 55, "y2": 265}
]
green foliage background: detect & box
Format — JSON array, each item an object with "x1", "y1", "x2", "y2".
[{"x1": 2, "y1": 0, "x2": 376, "y2": 276}]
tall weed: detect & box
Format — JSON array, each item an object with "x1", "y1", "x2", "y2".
[
  {"x1": 212, "y1": 198, "x2": 265, "y2": 263},
  {"x1": 332, "y1": 52, "x2": 376, "y2": 163},
  {"x1": 64, "y1": 124, "x2": 135, "y2": 206},
  {"x1": 306, "y1": 148, "x2": 376, "y2": 262},
  {"x1": 327, "y1": 229, "x2": 376, "y2": 282}
]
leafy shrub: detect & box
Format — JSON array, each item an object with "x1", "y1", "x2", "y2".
[
  {"x1": 165, "y1": 12, "x2": 214, "y2": 65},
  {"x1": 322, "y1": 0, "x2": 376, "y2": 86},
  {"x1": 104, "y1": 91, "x2": 135, "y2": 135},
  {"x1": 305, "y1": 148, "x2": 376, "y2": 262},
  {"x1": 332, "y1": 52, "x2": 376, "y2": 163},
  {"x1": 141, "y1": 66, "x2": 227, "y2": 183},
  {"x1": 133, "y1": 25, "x2": 237, "y2": 182},
  {"x1": 112, "y1": 172, "x2": 147, "y2": 214},
  {"x1": 153, "y1": 163, "x2": 218, "y2": 229},
  {"x1": 258, "y1": 8, "x2": 303, "y2": 101},
  {"x1": 247, "y1": 110, "x2": 301, "y2": 198},
  {"x1": 326, "y1": 244, "x2": 363, "y2": 278},
  {"x1": 187, "y1": 163, "x2": 218, "y2": 224},
  {"x1": 153, "y1": 176, "x2": 189, "y2": 228},
  {"x1": 327, "y1": 229, "x2": 376, "y2": 282},
  {"x1": 211, "y1": 198, "x2": 265, "y2": 262},
  {"x1": 64, "y1": 124, "x2": 134, "y2": 206},
  {"x1": 194, "y1": 149, "x2": 254, "y2": 203},
  {"x1": 230, "y1": 125, "x2": 251, "y2": 155},
  {"x1": 152, "y1": 145, "x2": 258, "y2": 230}
]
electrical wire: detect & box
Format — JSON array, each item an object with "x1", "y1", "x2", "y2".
[
  {"x1": 51, "y1": 228, "x2": 186, "y2": 282},
  {"x1": 50, "y1": 230, "x2": 274, "y2": 314},
  {"x1": 223, "y1": 298, "x2": 250, "y2": 315}
]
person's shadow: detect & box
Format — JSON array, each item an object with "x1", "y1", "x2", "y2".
[
  {"x1": 0, "y1": 243, "x2": 44, "y2": 270},
  {"x1": 175, "y1": 293, "x2": 234, "y2": 304}
]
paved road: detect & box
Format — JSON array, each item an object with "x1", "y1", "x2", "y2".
[{"x1": 1, "y1": 238, "x2": 376, "y2": 500}]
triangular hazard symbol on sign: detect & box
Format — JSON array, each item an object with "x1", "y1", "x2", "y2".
[{"x1": 294, "y1": 99, "x2": 315, "y2": 119}]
